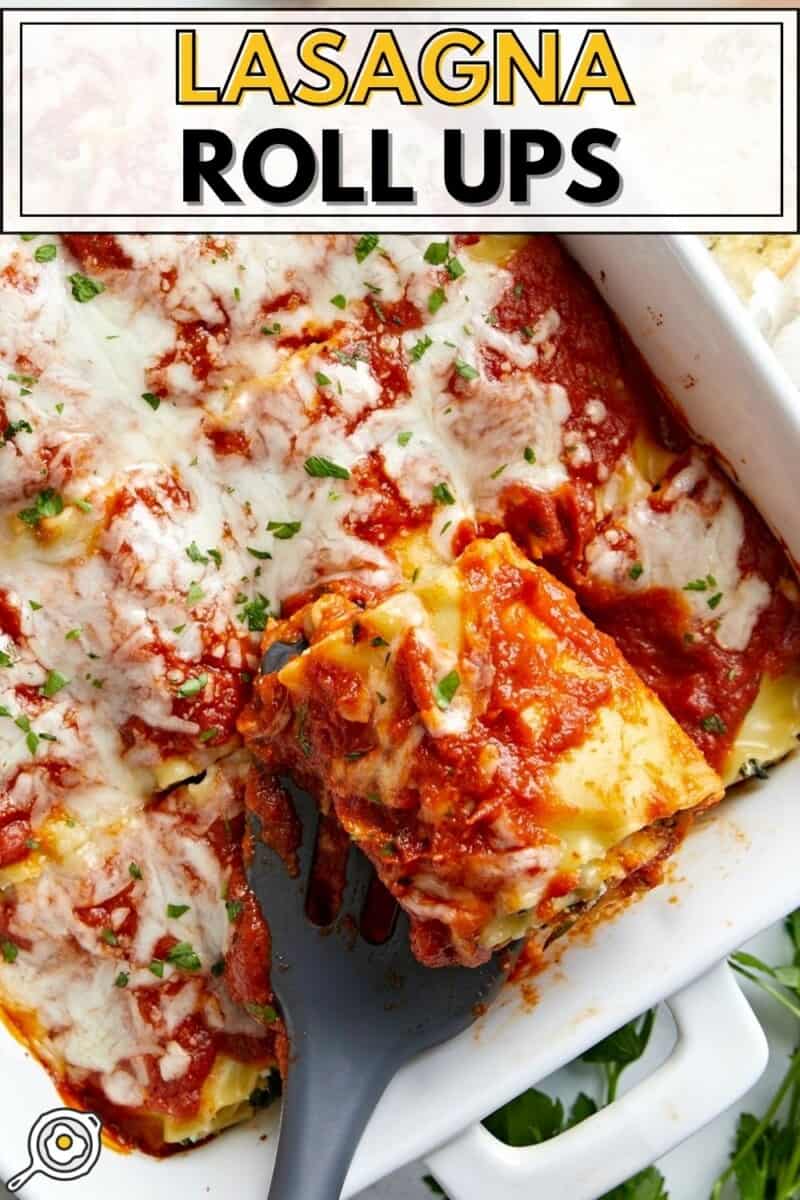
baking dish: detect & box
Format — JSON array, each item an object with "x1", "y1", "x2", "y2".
[{"x1": 1, "y1": 233, "x2": 798, "y2": 1199}]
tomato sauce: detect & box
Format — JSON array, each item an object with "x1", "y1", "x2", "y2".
[{"x1": 61, "y1": 235, "x2": 134, "y2": 272}]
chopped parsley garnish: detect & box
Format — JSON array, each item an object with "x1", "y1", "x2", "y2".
[
  {"x1": 371, "y1": 636, "x2": 389, "y2": 648},
  {"x1": 446, "y1": 256, "x2": 465, "y2": 280},
  {"x1": 176, "y1": 673, "x2": 208, "y2": 698},
  {"x1": 129, "y1": 862, "x2": 143, "y2": 880},
  {"x1": 8, "y1": 372, "x2": 37, "y2": 388},
  {"x1": 441, "y1": 520, "x2": 452, "y2": 534},
  {"x1": 246, "y1": 1002, "x2": 279, "y2": 1024},
  {"x1": 15, "y1": 715, "x2": 31, "y2": 732},
  {"x1": 68, "y1": 272, "x2": 105, "y2": 303},
  {"x1": 707, "y1": 592, "x2": 723, "y2": 609},
  {"x1": 3, "y1": 419, "x2": 33, "y2": 443},
  {"x1": 434, "y1": 669, "x2": 460, "y2": 710},
  {"x1": 629, "y1": 562, "x2": 644, "y2": 581},
  {"x1": 42, "y1": 669, "x2": 68, "y2": 698},
  {"x1": 141, "y1": 392, "x2": 160, "y2": 411},
  {"x1": 410, "y1": 335, "x2": 433, "y2": 362},
  {"x1": 148, "y1": 959, "x2": 165, "y2": 978},
  {"x1": 207, "y1": 548, "x2": 222, "y2": 568},
  {"x1": 73, "y1": 498, "x2": 92, "y2": 513},
  {"x1": 1, "y1": 940, "x2": 19, "y2": 964},
  {"x1": 186, "y1": 581, "x2": 204, "y2": 607},
  {"x1": 199, "y1": 726, "x2": 220, "y2": 743},
  {"x1": 25, "y1": 730, "x2": 39, "y2": 755},
  {"x1": 490, "y1": 464, "x2": 507, "y2": 480},
  {"x1": 240, "y1": 593, "x2": 270, "y2": 632},
  {"x1": 454, "y1": 359, "x2": 479, "y2": 381},
  {"x1": 66, "y1": 627, "x2": 82, "y2": 641},
  {"x1": 185, "y1": 541, "x2": 208, "y2": 564},
  {"x1": 226, "y1": 899, "x2": 243, "y2": 923},
  {"x1": 315, "y1": 371, "x2": 332, "y2": 387},
  {"x1": 701, "y1": 713, "x2": 727, "y2": 735},
  {"x1": 684, "y1": 574, "x2": 718, "y2": 593},
  {"x1": 424, "y1": 240, "x2": 450, "y2": 265},
  {"x1": 247, "y1": 546, "x2": 272, "y2": 560},
  {"x1": 330, "y1": 294, "x2": 347, "y2": 309},
  {"x1": 114, "y1": 971, "x2": 129, "y2": 988},
  {"x1": 166, "y1": 941, "x2": 202, "y2": 972},
  {"x1": 354, "y1": 234, "x2": 379, "y2": 263},
  {"x1": 100, "y1": 928, "x2": 118, "y2": 946},
  {"x1": 524, "y1": 446, "x2": 536, "y2": 464},
  {"x1": 167, "y1": 903, "x2": 190, "y2": 920},
  {"x1": 34, "y1": 243, "x2": 57, "y2": 263},
  {"x1": 304, "y1": 456, "x2": 350, "y2": 480},
  {"x1": 0, "y1": 651, "x2": 12, "y2": 668},
  {"x1": 333, "y1": 347, "x2": 367, "y2": 368},
  {"x1": 428, "y1": 287, "x2": 446, "y2": 315},
  {"x1": 233, "y1": 286, "x2": 241, "y2": 301},
  {"x1": 261, "y1": 322, "x2": 281, "y2": 336},
  {"x1": 267, "y1": 520, "x2": 301, "y2": 540},
  {"x1": 432, "y1": 482, "x2": 455, "y2": 505},
  {"x1": 397, "y1": 431, "x2": 413, "y2": 447},
  {"x1": 18, "y1": 488, "x2": 64, "y2": 527}
]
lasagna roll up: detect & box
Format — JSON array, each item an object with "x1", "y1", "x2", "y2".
[{"x1": 241, "y1": 534, "x2": 723, "y2": 967}]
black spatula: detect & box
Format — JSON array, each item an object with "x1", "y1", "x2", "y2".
[{"x1": 247, "y1": 777, "x2": 510, "y2": 1200}]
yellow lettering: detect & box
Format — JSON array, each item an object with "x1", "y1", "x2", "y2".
[
  {"x1": 176, "y1": 30, "x2": 220, "y2": 104},
  {"x1": 348, "y1": 31, "x2": 420, "y2": 105},
  {"x1": 561, "y1": 31, "x2": 633, "y2": 105},
  {"x1": 419, "y1": 29, "x2": 489, "y2": 106},
  {"x1": 494, "y1": 30, "x2": 558, "y2": 105},
  {"x1": 294, "y1": 29, "x2": 348, "y2": 105},
  {"x1": 221, "y1": 30, "x2": 292, "y2": 105}
]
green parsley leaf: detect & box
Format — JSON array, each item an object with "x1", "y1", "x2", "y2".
[
  {"x1": 410, "y1": 335, "x2": 433, "y2": 362},
  {"x1": 1, "y1": 940, "x2": 19, "y2": 964},
  {"x1": 434, "y1": 669, "x2": 460, "y2": 710},
  {"x1": 18, "y1": 488, "x2": 64, "y2": 527},
  {"x1": 114, "y1": 971, "x2": 129, "y2": 988},
  {"x1": 261, "y1": 322, "x2": 281, "y2": 336},
  {"x1": 149, "y1": 959, "x2": 165, "y2": 978},
  {"x1": 129, "y1": 862, "x2": 143, "y2": 880},
  {"x1": 166, "y1": 941, "x2": 202, "y2": 972},
  {"x1": 331, "y1": 294, "x2": 347, "y2": 309},
  {"x1": 424, "y1": 240, "x2": 450, "y2": 265},
  {"x1": 490, "y1": 464, "x2": 507, "y2": 480},
  {"x1": 582, "y1": 1010, "x2": 655, "y2": 1103},
  {"x1": 629, "y1": 562, "x2": 644, "y2": 581},
  {"x1": 0, "y1": 651, "x2": 13, "y2": 669},
  {"x1": 42, "y1": 669, "x2": 68, "y2": 698},
  {"x1": 454, "y1": 359, "x2": 479, "y2": 381},
  {"x1": 199, "y1": 726, "x2": 221, "y2": 743},
  {"x1": 141, "y1": 392, "x2": 161, "y2": 411},
  {"x1": 523, "y1": 446, "x2": 537, "y2": 465},
  {"x1": 422, "y1": 1177, "x2": 447, "y2": 1197},
  {"x1": 446, "y1": 256, "x2": 465, "y2": 280},
  {"x1": 684, "y1": 578, "x2": 708, "y2": 592},
  {"x1": 428, "y1": 287, "x2": 446, "y2": 315},
  {"x1": 354, "y1": 234, "x2": 380, "y2": 263},
  {"x1": 599, "y1": 1166, "x2": 669, "y2": 1200},
  {"x1": 68, "y1": 272, "x2": 105, "y2": 303},
  {"x1": 186, "y1": 541, "x2": 209, "y2": 565},
  {"x1": 247, "y1": 546, "x2": 272, "y2": 560},
  {"x1": 176, "y1": 673, "x2": 208, "y2": 699},
  {"x1": 186, "y1": 582, "x2": 204, "y2": 607},
  {"x1": 226, "y1": 899, "x2": 243, "y2": 923},
  {"x1": 701, "y1": 713, "x2": 727, "y2": 734},
  {"x1": 707, "y1": 592, "x2": 723, "y2": 609},
  {"x1": 397, "y1": 431, "x2": 413, "y2": 447},
  {"x1": 73, "y1": 497, "x2": 93, "y2": 513},
  {"x1": 267, "y1": 520, "x2": 302, "y2": 540},
  {"x1": 100, "y1": 928, "x2": 119, "y2": 946},
  {"x1": 240, "y1": 593, "x2": 270, "y2": 632},
  {"x1": 246, "y1": 1002, "x2": 279, "y2": 1024},
  {"x1": 34, "y1": 243, "x2": 57, "y2": 263},
  {"x1": 315, "y1": 371, "x2": 332, "y2": 387},
  {"x1": 304, "y1": 456, "x2": 350, "y2": 480},
  {"x1": 207, "y1": 548, "x2": 222, "y2": 568},
  {"x1": 3, "y1": 419, "x2": 33, "y2": 443},
  {"x1": 432, "y1": 482, "x2": 455, "y2": 506},
  {"x1": 167, "y1": 903, "x2": 190, "y2": 919},
  {"x1": 25, "y1": 730, "x2": 39, "y2": 755}
]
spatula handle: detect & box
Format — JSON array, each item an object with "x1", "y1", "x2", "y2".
[{"x1": 267, "y1": 1029, "x2": 397, "y2": 1200}]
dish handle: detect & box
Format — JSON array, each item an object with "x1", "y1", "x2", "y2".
[{"x1": 425, "y1": 961, "x2": 767, "y2": 1200}]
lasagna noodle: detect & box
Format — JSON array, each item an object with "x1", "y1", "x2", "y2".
[{"x1": 241, "y1": 535, "x2": 724, "y2": 967}]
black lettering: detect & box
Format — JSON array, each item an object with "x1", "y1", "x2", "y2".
[
  {"x1": 242, "y1": 129, "x2": 317, "y2": 204},
  {"x1": 371, "y1": 130, "x2": 415, "y2": 203},
  {"x1": 567, "y1": 128, "x2": 622, "y2": 205},
  {"x1": 509, "y1": 130, "x2": 564, "y2": 203},
  {"x1": 443, "y1": 129, "x2": 503, "y2": 205},
  {"x1": 321, "y1": 130, "x2": 366, "y2": 203},
  {"x1": 182, "y1": 130, "x2": 239, "y2": 203}
]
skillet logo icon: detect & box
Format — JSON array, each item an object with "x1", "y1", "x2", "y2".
[{"x1": 5, "y1": 1108, "x2": 102, "y2": 1192}]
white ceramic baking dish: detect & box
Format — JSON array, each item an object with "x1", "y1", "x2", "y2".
[{"x1": 2, "y1": 234, "x2": 799, "y2": 1200}]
